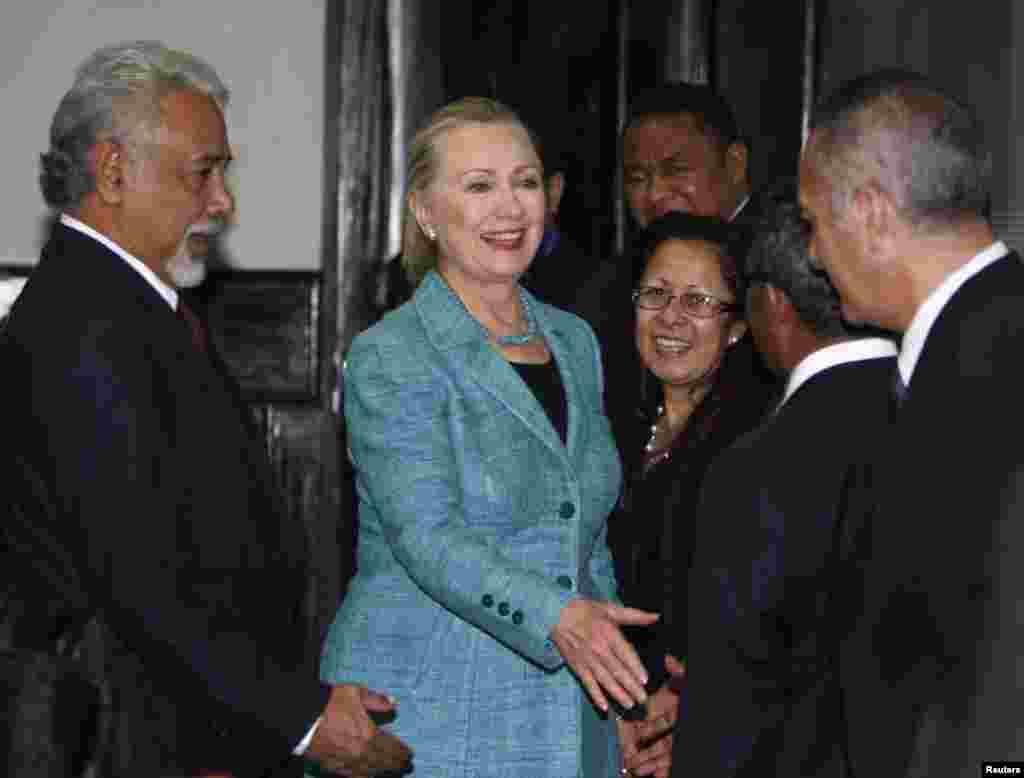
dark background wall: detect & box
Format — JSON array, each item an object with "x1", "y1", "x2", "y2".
[
  {"x1": 714, "y1": 0, "x2": 811, "y2": 194},
  {"x1": 817, "y1": 0, "x2": 1019, "y2": 243}
]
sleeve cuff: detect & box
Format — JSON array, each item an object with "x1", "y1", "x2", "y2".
[{"x1": 292, "y1": 716, "x2": 321, "y2": 756}]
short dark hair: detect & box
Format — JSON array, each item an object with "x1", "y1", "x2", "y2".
[
  {"x1": 625, "y1": 82, "x2": 743, "y2": 151},
  {"x1": 745, "y1": 191, "x2": 847, "y2": 338},
  {"x1": 808, "y1": 68, "x2": 990, "y2": 229},
  {"x1": 632, "y1": 211, "x2": 751, "y2": 308}
]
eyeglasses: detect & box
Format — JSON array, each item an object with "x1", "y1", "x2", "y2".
[{"x1": 632, "y1": 286, "x2": 739, "y2": 318}]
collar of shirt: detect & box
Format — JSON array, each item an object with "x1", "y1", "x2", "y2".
[
  {"x1": 898, "y1": 241, "x2": 1008, "y2": 385},
  {"x1": 727, "y1": 194, "x2": 751, "y2": 223},
  {"x1": 779, "y1": 336, "x2": 899, "y2": 410},
  {"x1": 60, "y1": 213, "x2": 179, "y2": 311}
]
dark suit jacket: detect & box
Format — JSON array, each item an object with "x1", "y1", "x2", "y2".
[
  {"x1": 837, "y1": 252, "x2": 1024, "y2": 777},
  {"x1": 1, "y1": 223, "x2": 329, "y2": 777},
  {"x1": 675, "y1": 347, "x2": 896, "y2": 777}
]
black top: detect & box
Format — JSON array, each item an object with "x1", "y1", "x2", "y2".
[
  {"x1": 608, "y1": 347, "x2": 776, "y2": 690},
  {"x1": 511, "y1": 358, "x2": 568, "y2": 445}
]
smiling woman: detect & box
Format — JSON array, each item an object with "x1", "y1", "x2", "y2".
[
  {"x1": 413, "y1": 120, "x2": 547, "y2": 316},
  {"x1": 608, "y1": 211, "x2": 775, "y2": 715},
  {"x1": 317, "y1": 97, "x2": 658, "y2": 777}
]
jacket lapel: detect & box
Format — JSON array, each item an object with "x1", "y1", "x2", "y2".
[{"x1": 415, "y1": 271, "x2": 574, "y2": 468}]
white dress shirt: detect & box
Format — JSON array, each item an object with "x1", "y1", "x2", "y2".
[
  {"x1": 898, "y1": 241, "x2": 1009, "y2": 386},
  {"x1": 779, "y1": 337, "x2": 899, "y2": 411},
  {"x1": 60, "y1": 213, "x2": 179, "y2": 311}
]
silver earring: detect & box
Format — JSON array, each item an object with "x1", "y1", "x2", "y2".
[{"x1": 729, "y1": 336, "x2": 739, "y2": 346}]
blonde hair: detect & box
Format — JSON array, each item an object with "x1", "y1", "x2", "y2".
[{"x1": 401, "y1": 96, "x2": 540, "y2": 287}]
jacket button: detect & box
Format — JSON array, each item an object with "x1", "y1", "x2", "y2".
[
  {"x1": 559, "y1": 501, "x2": 575, "y2": 519},
  {"x1": 498, "y1": 602, "x2": 510, "y2": 616},
  {"x1": 557, "y1": 575, "x2": 573, "y2": 589},
  {"x1": 481, "y1": 594, "x2": 494, "y2": 608},
  {"x1": 511, "y1": 610, "x2": 523, "y2": 625}
]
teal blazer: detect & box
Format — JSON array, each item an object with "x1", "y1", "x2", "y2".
[{"x1": 318, "y1": 271, "x2": 624, "y2": 777}]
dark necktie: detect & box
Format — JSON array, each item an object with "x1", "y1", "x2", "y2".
[{"x1": 176, "y1": 299, "x2": 207, "y2": 353}]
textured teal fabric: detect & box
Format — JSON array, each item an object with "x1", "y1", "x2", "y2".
[{"x1": 318, "y1": 271, "x2": 625, "y2": 777}]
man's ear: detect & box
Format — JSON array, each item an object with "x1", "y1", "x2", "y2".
[
  {"x1": 765, "y1": 282, "x2": 794, "y2": 319},
  {"x1": 852, "y1": 180, "x2": 895, "y2": 255},
  {"x1": 764, "y1": 282, "x2": 799, "y2": 330},
  {"x1": 724, "y1": 141, "x2": 749, "y2": 189},
  {"x1": 545, "y1": 172, "x2": 565, "y2": 219},
  {"x1": 93, "y1": 141, "x2": 126, "y2": 205}
]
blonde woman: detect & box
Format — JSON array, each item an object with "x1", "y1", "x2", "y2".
[{"x1": 316, "y1": 98, "x2": 657, "y2": 777}]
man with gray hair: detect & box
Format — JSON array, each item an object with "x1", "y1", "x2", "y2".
[
  {"x1": 800, "y1": 69, "x2": 1023, "y2": 775},
  {"x1": 2, "y1": 41, "x2": 411, "y2": 777},
  {"x1": 660, "y1": 193, "x2": 895, "y2": 776}
]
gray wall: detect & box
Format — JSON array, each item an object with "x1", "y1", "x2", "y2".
[{"x1": 0, "y1": 1, "x2": 325, "y2": 270}]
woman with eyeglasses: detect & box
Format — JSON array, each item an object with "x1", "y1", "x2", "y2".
[{"x1": 611, "y1": 211, "x2": 777, "y2": 776}]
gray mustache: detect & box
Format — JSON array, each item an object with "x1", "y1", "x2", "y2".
[{"x1": 187, "y1": 222, "x2": 225, "y2": 238}]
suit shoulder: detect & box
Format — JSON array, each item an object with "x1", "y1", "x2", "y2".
[{"x1": 784, "y1": 356, "x2": 895, "y2": 416}]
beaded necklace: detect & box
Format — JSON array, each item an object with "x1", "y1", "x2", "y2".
[
  {"x1": 492, "y1": 286, "x2": 539, "y2": 346},
  {"x1": 643, "y1": 404, "x2": 673, "y2": 468}
]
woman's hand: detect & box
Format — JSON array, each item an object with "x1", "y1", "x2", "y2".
[{"x1": 549, "y1": 597, "x2": 659, "y2": 713}]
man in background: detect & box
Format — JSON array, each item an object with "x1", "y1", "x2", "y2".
[{"x1": 621, "y1": 82, "x2": 755, "y2": 231}]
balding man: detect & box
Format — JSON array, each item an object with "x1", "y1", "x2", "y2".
[{"x1": 801, "y1": 69, "x2": 1024, "y2": 775}]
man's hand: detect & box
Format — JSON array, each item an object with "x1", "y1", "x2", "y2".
[
  {"x1": 624, "y1": 654, "x2": 685, "y2": 778},
  {"x1": 305, "y1": 684, "x2": 413, "y2": 777},
  {"x1": 549, "y1": 597, "x2": 659, "y2": 713}
]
